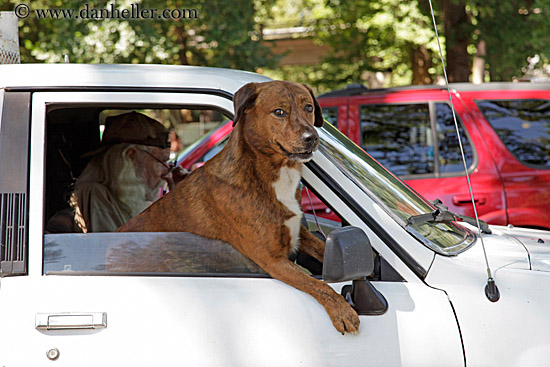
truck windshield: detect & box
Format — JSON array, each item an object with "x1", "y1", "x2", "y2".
[{"x1": 318, "y1": 123, "x2": 475, "y2": 255}]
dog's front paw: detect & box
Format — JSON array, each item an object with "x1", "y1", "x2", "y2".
[{"x1": 325, "y1": 294, "x2": 360, "y2": 335}]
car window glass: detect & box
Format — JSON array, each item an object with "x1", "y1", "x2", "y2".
[
  {"x1": 43, "y1": 104, "x2": 351, "y2": 276},
  {"x1": 435, "y1": 103, "x2": 474, "y2": 173},
  {"x1": 101, "y1": 108, "x2": 229, "y2": 157},
  {"x1": 360, "y1": 104, "x2": 434, "y2": 176},
  {"x1": 477, "y1": 99, "x2": 550, "y2": 168},
  {"x1": 203, "y1": 138, "x2": 228, "y2": 162},
  {"x1": 45, "y1": 107, "x2": 229, "y2": 226},
  {"x1": 360, "y1": 103, "x2": 474, "y2": 177},
  {"x1": 322, "y1": 106, "x2": 338, "y2": 127},
  {"x1": 44, "y1": 232, "x2": 267, "y2": 275},
  {"x1": 318, "y1": 123, "x2": 475, "y2": 255}
]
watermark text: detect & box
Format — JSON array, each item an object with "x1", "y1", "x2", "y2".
[{"x1": 14, "y1": 3, "x2": 198, "y2": 20}]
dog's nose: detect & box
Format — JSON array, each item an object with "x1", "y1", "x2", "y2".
[{"x1": 301, "y1": 131, "x2": 318, "y2": 146}]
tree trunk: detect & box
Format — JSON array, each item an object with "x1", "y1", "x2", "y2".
[
  {"x1": 442, "y1": 0, "x2": 471, "y2": 82},
  {"x1": 411, "y1": 44, "x2": 434, "y2": 85},
  {"x1": 471, "y1": 40, "x2": 486, "y2": 84},
  {"x1": 174, "y1": 23, "x2": 190, "y2": 65}
]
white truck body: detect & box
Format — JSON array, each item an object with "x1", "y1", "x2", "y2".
[{"x1": 0, "y1": 64, "x2": 549, "y2": 366}]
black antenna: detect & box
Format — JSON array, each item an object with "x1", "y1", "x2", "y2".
[{"x1": 427, "y1": 0, "x2": 500, "y2": 302}]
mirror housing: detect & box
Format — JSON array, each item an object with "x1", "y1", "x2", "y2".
[
  {"x1": 322, "y1": 226, "x2": 374, "y2": 282},
  {"x1": 322, "y1": 226, "x2": 388, "y2": 316}
]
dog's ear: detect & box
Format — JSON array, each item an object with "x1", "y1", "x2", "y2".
[
  {"x1": 302, "y1": 84, "x2": 324, "y2": 127},
  {"x1": 233, "y1": 83, "x2": 258, "y2": 127}
]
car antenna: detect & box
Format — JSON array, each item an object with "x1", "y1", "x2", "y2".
[
  {"x1": 427, "y1": 0, "x2": 500, "y2": 302},
  {"x1": 305, "y1": 186, "x2": 327, "y2": 240}
]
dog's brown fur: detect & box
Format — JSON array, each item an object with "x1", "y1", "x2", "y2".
[{"x1": 118, "y1": 81, "x2": 360, "y2": 334}]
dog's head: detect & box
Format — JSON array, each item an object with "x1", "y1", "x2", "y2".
[{"x1": 233, "y1": 81, "x2": 324, "y2": 163}]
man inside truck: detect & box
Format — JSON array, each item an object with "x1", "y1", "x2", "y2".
[{"x1": 46, "y1": 111, "x2": 187, "y2": 233}]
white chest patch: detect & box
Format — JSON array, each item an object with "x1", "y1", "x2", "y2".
[{"x1": 273, "y1": 166, "x2": 302, "y2": 252}]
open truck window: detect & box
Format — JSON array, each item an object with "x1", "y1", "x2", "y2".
[
  {"x1": 43, "y1": 104, "x2": 259, "y2": 276},
  {"x1": 42, "y1": 104, "x2": 352, "y2": 278}
]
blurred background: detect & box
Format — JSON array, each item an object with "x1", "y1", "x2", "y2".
[{"x1": 4, "y1": 0, "x2": 550, "y2": 94}]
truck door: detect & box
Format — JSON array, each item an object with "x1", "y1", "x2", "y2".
[{"x1": 0, "y1": 90, "x2": 464, "y2": 366}]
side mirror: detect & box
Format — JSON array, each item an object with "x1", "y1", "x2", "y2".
[
  {"x1": 322, "y1": 226, "x2": 374, "y2": 282},
  {"x1": 322, "y1": 226, "x2": 388, "y2": 316}
]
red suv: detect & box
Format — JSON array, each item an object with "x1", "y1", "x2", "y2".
[{"x1": 179, "y1": 82, "x2": 550, "y2": 229}]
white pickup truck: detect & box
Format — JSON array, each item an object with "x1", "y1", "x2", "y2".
[{"x1": 1, "y1": 64, "x2": 549, "y2": 366}]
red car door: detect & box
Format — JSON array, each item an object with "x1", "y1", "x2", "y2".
[
  {"x1": 342, "y1": 88, "x2": 508, "y2": 225},
  {"x1": 461, "y1": 88, "x2": 550, "y2": 229}
]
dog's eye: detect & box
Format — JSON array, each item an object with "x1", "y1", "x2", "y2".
[
  {"x1": 305, "y1": 104, "x2": 314, "y2": 113},
  {"x1": 273, "y1": 108, "x2": 287, "y2": 117}
]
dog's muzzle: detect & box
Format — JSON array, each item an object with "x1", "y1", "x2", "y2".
[{"x1": 278, "y1": 130, "x2": 319, "y2": 162}]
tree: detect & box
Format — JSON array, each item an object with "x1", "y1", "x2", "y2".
[
  {"x1": 10, "y1": 0, "x2": 278, "y2": 71},
  {"x1": 469, "y1": 0, "x2": 550, "y2": 81},
  {"x1": 440, "y1": 0, "x2": 471, "y2": 82},
  {"x1": 9, "y1": 0, "x2": 550, "y2": 88},
  {"x1": 303, "y1": 0, "x2": 550, "y2": 86},
  {"x1": 306, "y1": 0, "x2": 441, "y2": 89},
  {"x1": 427, "y1": 0, "x2": 550, "y2": 82}
]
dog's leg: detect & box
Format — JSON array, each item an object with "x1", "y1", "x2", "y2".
[
  {"x1": 298, "y1": 225, "x2": 325, "y2": 262},
  {"x1": 258, "y1": 257, "x2": 360, "y2": 334}
]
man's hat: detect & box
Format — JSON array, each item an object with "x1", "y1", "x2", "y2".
[{"x1": 83, "y1": 112, "x2": 169, "y2": 157}]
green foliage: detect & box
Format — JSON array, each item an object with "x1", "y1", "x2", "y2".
[
  {"x1": 268, "y1": 0, "x2": 550, "y2": 87},
  {"x1": 5, "y1": 0, "x2": 550, "y2": 87},
  {"x1": 199, "y1": 0, "x2": 275, "y2": 69},
  {"x1": 9, "y1": 0, "x2": 278, "y2": 70},
  {"x1": 263, "y1": 0, "x2": 442, "y2": 90},
  {"x1": 469, "y1": 0, "x2": 550, "y2": 80}
]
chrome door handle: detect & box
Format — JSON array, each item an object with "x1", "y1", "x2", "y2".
[{"x1": 36, "y1": 312, "x2": 107, "y2": 330}]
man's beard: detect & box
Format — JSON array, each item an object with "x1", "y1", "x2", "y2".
[
  {"x1": 144, "y1": 178, "x2": 164, "y2": 202},
  {"x1": 113, "y1": 159, "x2": 157, "y2": 217}
]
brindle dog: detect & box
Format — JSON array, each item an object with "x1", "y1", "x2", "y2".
[{"x1": 118, "y1": 81, "x2": 360, "y2": 334}]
